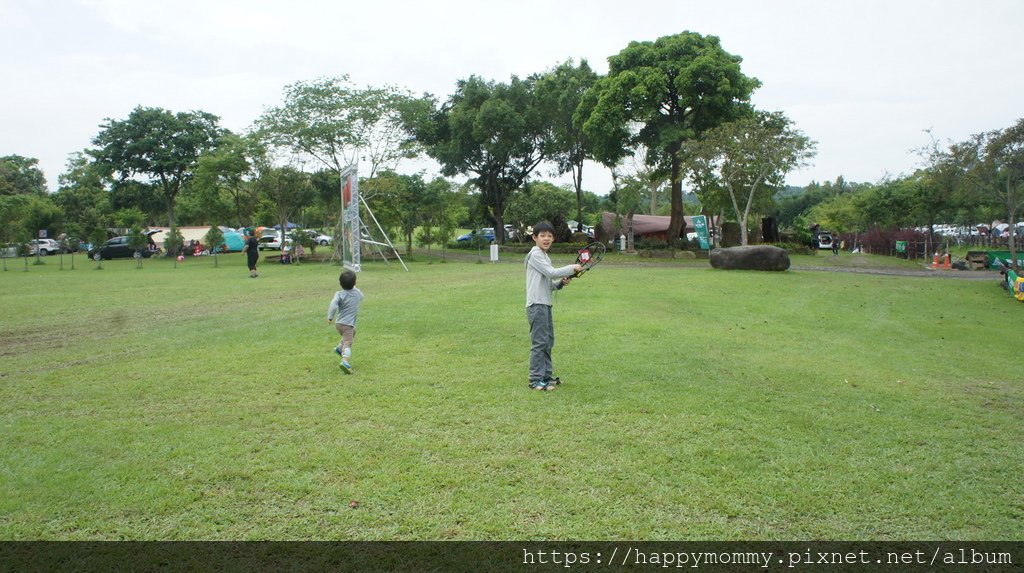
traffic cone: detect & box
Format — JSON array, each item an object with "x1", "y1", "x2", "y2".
[
  {"x1": 931, "y1": 253, "x2": 940, "y2": 269},
  {"x1": 943, "y1": 254, "x2": 952, "y2": 269}
]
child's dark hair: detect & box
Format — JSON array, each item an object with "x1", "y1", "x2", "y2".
[
  {"x1": 339, "y1": 270, "x2": 357, "y2": 290},
  {"x1": 532, "y1": 220, "x2": 555, "y2": 236}
]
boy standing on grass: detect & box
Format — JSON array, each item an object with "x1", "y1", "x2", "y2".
[
  {"x1": 327, "y1": 269, "x2": 363, "y2": 374},
  {"x1": 525, "y1": 221, "x2": 583, "y2": 391}
]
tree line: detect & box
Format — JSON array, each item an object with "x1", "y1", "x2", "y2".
[{"x1": 2, "y1": 29, "x2": 1020, "y2": 263}]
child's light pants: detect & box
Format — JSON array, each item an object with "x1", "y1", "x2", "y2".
[{"x1": 335, "y1": 323, "x2": 355, "y2": 359}]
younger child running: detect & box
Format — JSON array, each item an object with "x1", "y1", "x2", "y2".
[
  {"x1": 327, "y1": 269, "x2": 364, "y2": 374},
  {"x1": 524, "y1": 221, "x2": 582, "y2": 391}
]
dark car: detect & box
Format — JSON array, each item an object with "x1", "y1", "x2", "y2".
[{"x1": 90, "y1": 236, "x2": 157, "y2": 260}]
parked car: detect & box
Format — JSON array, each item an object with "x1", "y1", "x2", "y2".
[
  {"x1": 258, "y1": 234, "x2": 281, "y2": 250},
  {"x1": 457, "y1": 228, "x2": 497, "y2": 243},
  {"x1": 29, "y1": 238, "x2": 62, "y2": 256},
  {"x1": 258, "y1": 231, "x2": 293, "y2": 251},
  {"x1": 302, "y1": 229, "x2": 333, "y2": 246},
  {"x1": 1, "y1": 243, "x2": 20, "y2": 258},
  {"x1": 89, "y1": 236, "x2": 157, "y2": 260},
  {"x1": 816, "y1": 232, "x2": 834, "y2": 250}
]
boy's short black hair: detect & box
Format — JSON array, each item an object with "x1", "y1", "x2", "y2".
[
  {"x1": 339, "y1": 270, "x2": 357, "y2": 290},
  {"x1": 532, "y1": 221, "x2": 555, "y2": 236}
]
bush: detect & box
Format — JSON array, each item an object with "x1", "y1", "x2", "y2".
[{"x1": 770, "y1": 242, "x2": 814, "y2": 255}]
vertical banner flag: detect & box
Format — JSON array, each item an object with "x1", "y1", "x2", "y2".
[
  {"x1": 340, "y1": 164, "x2": 361, "y2": 272},
  {"x1": 693, "y1": 215, "x2": 711, "y2": 250}
]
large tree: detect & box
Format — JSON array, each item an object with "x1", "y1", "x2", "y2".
[
  {"x1": 370, "y1": 171, "x2": 439, "y2": 255},
  {"x1": 54, "y1": 152, "x2": 111, "y2": 236},
  {"x1": 913, "y1": 131, "x2": 963, "y2": 248},
  {"x1": 0, "y1": 155, "x2": 48, "y2": 196},
  {"x1": 581, "y1": 31, "x2": 760, "y2": 246},
  {"x1": 407, "y1": 75, "x2": 549, "y2": 243},
  {"x1": 192, "y1": 133, "x2": 261, "y2": 227},
  {"x1": 964, "y1": 119, "x2": 1024, "y2": 269},
  {"x1": 90, "y1": 106, "x2": 223, "y2": 228},
  {"x1": 681, "y1": 111, "x2": 816, "y2": 245},
  {"x1": 535, "y1": 59, "x2": 600, "y2": 230},
  {"x1": 256, "y1": 76, "x2": 417, "y2": 180}
]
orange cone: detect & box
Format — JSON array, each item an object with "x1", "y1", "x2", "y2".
[
  {"x1": 943, "y1": 254, "x2": 952, "y2": 269},
  {"x1": 932, "y1": 253, "x2": 940, "y2": 269}
]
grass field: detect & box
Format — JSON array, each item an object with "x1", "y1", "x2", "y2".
[{"x1": 1, "y1": 250, "x2": 1021, "y2": 540}]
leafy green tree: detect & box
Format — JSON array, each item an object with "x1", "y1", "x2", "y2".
[
  {"x1": 408, "y1": 75, "x2": 549, "y2": 243},
  {"x1": 89, "y1": 226, "x2": 108, "y2": 269},
  {"x1": 580, "y1": 31, "x2": 760, "y2": 246},
  {"x1": 807, "y1": 190, "x2": 862, "y2": 234},
  {"x1": 609, "y1": 174, "x2": 647, "y2": 252},
  {"x1": 256, "y1": 76, "x2": 417, "y2": 179},
  {"x1": 90, "y1": 106, "x2": 224, "y2": 229},
  {"x1": 164, "y1": 227, "x2": 185, "y2": 266},
  {"x1": 434, "y1": 185, "x2": 469, "y2": 258},
  {"x1": 127, "y1": 226, "x2": 147, "y2": 268},
  {"x1": 961, "y1": 119, "x2": 1024, "y2": 268},
  {"x1": 254, "y1": 158, "x2": 313, "y2": 245},
  {"x1": 0, "y1": 195, "x2": 30, "y2": 249},
  {"x1": 309, "y1": 169, "x2": 342, "y2": 229},
  {"x1": 913, "y1": 131, "x2": 964, "y2": 241},
  {"x1": 681, "y1": 112, "x2": 816, "y2": 244},
  {"x1": 535, "y1": 59, "x2": 600, "y2": 230},
  {"x1": 505, "y1": 181, "x2": 575, "y2": 231},
  {"x1": 290, "y1": 228, "x2": 313, "y2": 263},
  {"x1": 369, "y1": 171, "x2": 439, "y2": 255},
  {"x1": 55, "y1": 152, "x2": 112, "y2": 232},
  {"x1": 0, "y1": 155, "x2": 48, "y2": 196},
  {"x1": 612, "y1": 146, "x2": 670, "y2": 216},
  {"x1": 192, "y1": 132, "x2": 261, "y2": 227},
  {"x1": 19, "y1": 195, "x2": 63, "y2": 242},
  {"x1": 203, "y1": 225, "x2": 225, "y2": 267}
]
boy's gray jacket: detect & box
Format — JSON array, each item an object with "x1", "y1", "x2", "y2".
[
  {"x1": 524, "y1": 246, "x2": 576, "y2": 307},
  {"x1": 328, "y1": 288, "x2": 364, "y2": 326}
]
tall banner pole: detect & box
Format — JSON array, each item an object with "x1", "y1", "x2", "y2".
[{"x1": 340, "y1": 162, "x2": 361, "y2": 272}]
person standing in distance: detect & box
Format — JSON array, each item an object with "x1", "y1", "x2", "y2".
[{"x1": 243, "y1": 230, "x2": 260, "y2": 278}]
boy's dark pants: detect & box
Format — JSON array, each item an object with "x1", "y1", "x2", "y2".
[{"x1": 527, "y1": 303, "x2": 554, "y2": 382}]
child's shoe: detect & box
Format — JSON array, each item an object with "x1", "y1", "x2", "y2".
[
  {"x1": 334, "y1": 346, "x2": 343, "y2": 357},
  {"x1": 340, "y1": 361, "x2": 352, "y2": 374}
]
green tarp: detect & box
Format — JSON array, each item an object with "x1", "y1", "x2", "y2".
[{"x1": 987, "y1": 251, "x2": 1024, "y2": 269}]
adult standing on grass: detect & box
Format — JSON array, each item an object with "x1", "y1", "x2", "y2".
[
  {"x1": 525, "y1": 221, "x2": 583, "y2": 391},
  {"x1": 243, "y1": 230, "x2": 259, "y2": 278}
]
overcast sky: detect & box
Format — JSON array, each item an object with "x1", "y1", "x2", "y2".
[{"x1": 2, "y1": 0, "x2": 1022, "y2": 195}]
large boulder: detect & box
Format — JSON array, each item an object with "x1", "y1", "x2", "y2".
[{"x1": 710, "y1": 245, "x2": 790, "y2": 271}]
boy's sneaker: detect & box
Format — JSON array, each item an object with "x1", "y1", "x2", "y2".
[
  {"x1": 340, "y1": 361, "x2": 352, "y2": 374},
  {"x1": 333, "y1": 347, "x2": 343, "y2": 357},
  {"x1": 545, "y1": 376, "x2": 562, "y2": 386},
  {"x1": 528, "y1": 380, "x2": 554, "y2": 391}
]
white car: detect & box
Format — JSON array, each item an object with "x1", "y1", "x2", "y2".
[
  {"x1": 302, "y1": 230, "x2": 333, "y2": 246},
  {"x1": 29, "y1": 238, "x2": 62, "y2": 256}
]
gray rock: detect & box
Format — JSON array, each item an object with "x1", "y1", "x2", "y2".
[{"x1": 710, "y1": 245, "x2": 791, "y2": 271}]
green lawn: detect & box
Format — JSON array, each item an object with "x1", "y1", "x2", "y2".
[{"x1": 1, "y1": 251, "x2": 1021, "y2": 540}]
